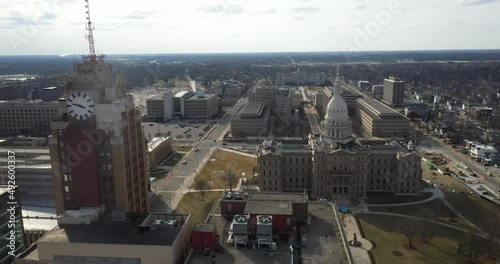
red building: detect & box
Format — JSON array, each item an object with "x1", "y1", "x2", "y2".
[
  {"x1": 191, "y1": 223, "x2": 217, "y2": 251},
  {"x1": 219, "y1": 192, "x2": 308, "y2": 235}
]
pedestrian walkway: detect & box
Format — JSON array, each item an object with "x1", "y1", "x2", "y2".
[{"x1": 341, "y1": 213, "x2": 373, "y2": 264}]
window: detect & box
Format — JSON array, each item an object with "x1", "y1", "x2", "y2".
[
  {"x1": 63, "y1": 175, "x2": 68, "y2": 181},
  {"x1": 64, "y1": 186, "x2": 69, "y2": 192},
  {"x1": 107, "y1": 164, "x2": 112, "y2": 170}
]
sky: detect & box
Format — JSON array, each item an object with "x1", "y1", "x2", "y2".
[{"x1": 0, "y1": 0, "x2": 500, "y2": 55}]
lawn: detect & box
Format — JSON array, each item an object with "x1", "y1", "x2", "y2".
[
  {"x1": 173, "y1": 145, "x2": 193, "y2": 152},
  {"x1": 175, "y1": 191, "x2": 223, "y2": 225},
  {"x1": 358, "y1": 214, "x2": 500, "y2": 264},
  {"x1": 190, "y1": 150, "x2": 257, "y2": 190},
  {"x1": 422, "y1": 162, "x2": 500, "y2": 231},
  {"x1": 368, "y1": 199, "x2": 470, "y2": 229},
  {"x1": 365, "y1": 191, "x2": 433, "y2": 204}
]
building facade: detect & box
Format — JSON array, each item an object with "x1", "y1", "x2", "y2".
[
  {"x1": 382, "y1": 77, "x2": 405, "y2": 106},
  {"x1": 0, "y1": 100, "x2": 59, "y2": 137},
  {"x1": 258, "y1": 75, "x2": 424, "y2": 199},
  {"x1": 16, "y1": 210, "x2": 192, "y2": 264},
  {"x1": 48, "y1": 61, "x2": 150, "y2": 215},
  {"x1": 356, "y1": 98, "x2": 410, "y2": 138},
  {"x1": 183, "y1": 93, "x2": 218, "y2": 121},
  {"x1": 1, "y1": 186, "x2": 27, "y2": 264},
  {"x1": 231, "y1": 101, "x2": 270, "y2": 137},
  {"x1": 277, "y1": 69, "x2": 326, "y2": 85},
  {"x1": 146, "y1": 95, "x2": 164, "y2": 121},
  {"x1": 0, "y1": 148, "x2": 53, "y2": 196},
  {"x1": 40, "y1": 87, "x2": 64, "y2": 102}
]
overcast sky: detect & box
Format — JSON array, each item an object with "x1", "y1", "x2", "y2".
[{"x1": 1, "y1": 0, "x2": 500, "y2": 55}]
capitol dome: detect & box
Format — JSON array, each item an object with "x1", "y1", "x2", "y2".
[{"x1": 321, "y1": 72, "x2": 352, "y2": 144}]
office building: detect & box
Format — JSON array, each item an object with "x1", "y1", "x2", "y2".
[
  {"x1": 147, "y1": 137, "x2": 173, "y2": 167},
  {"x1": 49, "y1": 61, "x2": 150, "y2": 215},
  {"x1": 0, "y1": 148, "x2": 54, "y2": 197},
  {"x1": 183, "y1": 92, "x2": 218, "y2": 121},
  {"x1": 0, "y1": 100, "x2": 59, "y2": 137},
  {"x1": 277, "y1": 69, "x2": 326, "y2": 85},
  {"x1": 357, "y1": 81, "x2": 370, "y2": 91},
  {"x1": 147, "y1": 91, "x2": 217, "y2": 121},
  {"x1": 1, "y1": 185, "x2": 27, "y2": 264},
  {"x1": 372, "y1": 85, "x2": 384, "y2": 100},
  {"x1": 146, "y1": 95, "x2": 164, "y2": 121},
  {"x1": 231, "y1": 101, "x2": 270, "y2": 137},
  {"x1": 257, "y1": 76, "x2": 423, "y2": 199},
  {"x1": 40, "y1": 87, "x2": 64, "y2": 102},
  {"x1": 382, "y1": 77, "x2": 405, "y2": 106},
  {"x1": 16, "y1": 208, "x2": 192, "y2": 264},
  {"x1": 356, "y1": 98, "x2": 410, "y2": 138}
]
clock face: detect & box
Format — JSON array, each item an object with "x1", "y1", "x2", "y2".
[{"x1": 67, "y1": 92, "x2": 94, "y2": 120}]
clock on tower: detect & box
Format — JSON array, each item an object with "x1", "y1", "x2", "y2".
[{"x1": 67, "y1": 92, "x2": 94, "y2": 120}]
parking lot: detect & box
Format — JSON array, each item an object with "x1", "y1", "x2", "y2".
[{"x1": 142, "y1": 121, "x2": 211, "y2": 142}]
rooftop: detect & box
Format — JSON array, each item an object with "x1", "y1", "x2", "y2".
[
  {"x1": 185, "y1": 93, "x2": 216, "y2": 101},
  {"x1": 357, "y1": 98, "x2": 406, "y2": 117},
  {"x1": 148, "y1": 137, "x2": 171, "y2": 152},
  {"x1": 237, "y1": 192, "x2": 307, "y2": 215},
  {"x1": 174, "y1": 91, "x2": 194, "y2": 98},
  {"x1": 22, "y1": 206, "x2": 58, "y2": 231},
  {"x1": 38, "y1": 213, "x2": 190, "y2": 246},
  {"x1": 240, "y1": 101, "x2": 265, "y2": 117},
  {"x1": 192, "y1": 223, "x2": 215, "y2": 233}
]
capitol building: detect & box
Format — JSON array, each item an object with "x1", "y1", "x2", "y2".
[{"x1": 257, "y1": 73, "x2": 424, "y2": 200}]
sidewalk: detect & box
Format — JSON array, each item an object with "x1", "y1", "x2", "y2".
[{"x1": 341, "y1": 213, "x2": 373, "y2": 264}]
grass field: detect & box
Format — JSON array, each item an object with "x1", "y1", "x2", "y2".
[
  {"x1": 358, "y1": 214, "x2": 499, "y2": 264},
  {"x1": 175, "y1": 191, "x2": 223, "y2": 225},
  {"x1": 422, "y1": 163, "x2": 500, "y2": 231},
  {"x1": 365, "y1": 192, "x2": 433, "y2": 204},
  {"x1": 190, "y1": 150, "x2": 257, "y2": 190},
  {"x1": 368, "y1": 199, "x2": 470, "y2": 229},
  {"x1": 173, "y1": 145, "x2": 193, "y2": 152}
]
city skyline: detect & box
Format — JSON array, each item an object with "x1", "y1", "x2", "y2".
[{"x1": 1, "y1": 0, "x2": 500, "y2": 55}]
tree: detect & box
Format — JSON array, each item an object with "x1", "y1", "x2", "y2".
[
  {"x1": 223, "y1": 171, "x2": 238, "y2": 192},
  {"x1": 398, "y1": 218, "x2": 419, "y2": 249},
  {"x1": 416, "y1": 208, "x2": 434, "y2": 243},
  {"x1": 444, "y1": 196, "x2": 460, "y2": 222},
  {"x1": 194, "y1": 179, "x2": 209, "y2": 200},
  {"x1": 457, "y1": 229, "x2": 482, "y2": 262},
  {"x1": 186, "y1": 133, "x2": 192, "y2": 142},
  {"x1": 407, "y1": 111, "x2": 420, "y2": 120},
  {"x1": 480, "y1": 214, "x2": 500, "y2": 257}
]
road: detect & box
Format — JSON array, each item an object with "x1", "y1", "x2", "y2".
[
  {"x1": 417, "y1": 133, "x2": 500, "y2": 193},
  {"x1": 150, "y1": 94, "x2": 248, "y2": 212}
]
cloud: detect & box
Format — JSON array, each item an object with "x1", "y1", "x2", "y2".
[
  {"x1": 458, "y1": 0, "x2": 497, "y2": 6},
  {"x1": 354, "y1": 4, "x2": 366, "y2": 10},
  {"x1": 197, "y1": 3, "x2": 245, "y2": 15},
  {"x1": 252, "y1": 8, "x2": 277, "y2": 15},
  {"x1": 294, "y1": 15, "x2": 306, "y2": 21},
  {"x1": 0, "y1": 10, "x2": 55, "y2": 28},
  {"x1": 328, "y1": 26, "x2": 336, "y2": 31},
  {"x1": 292, "y1": 6, "x2": 320, "y2": 13},
  {"x1": 111, "y1": 9, "x2": 170, "y2": 20}
]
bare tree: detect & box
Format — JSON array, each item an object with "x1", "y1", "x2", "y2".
[
  {"x1": 480, "y1": 214, "x2": 500, "y2": 257},
  {"x1": 416, "y1": 208, "x2": 434, "y2": 243},
  {"x1": 398, "y1": 218, "x2": 419, "y2": 249},
  {"x1": 223, "y1": 171, "x2": 238, "y2": 192},
  {"x1": 457, "y1": 229, "x2": 482, "y2": 262},
  {"x1": 186, "y1": 133, "x2": 192, "y2": 142},
  {"x1": 443, "y1": 195, "x2": 460, "y2": 222},
  {"x1": 194, "y1": 179, "x2": 209, "y2": 200}
]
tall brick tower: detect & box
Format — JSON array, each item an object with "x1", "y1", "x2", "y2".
[{"x1": 48, "y1": 0, "x2": 149, "y2": 215}]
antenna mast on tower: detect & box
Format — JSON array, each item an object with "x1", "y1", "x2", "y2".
[{"x1": 83, "y1": 0, "x2": 104, "y2": 64}]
